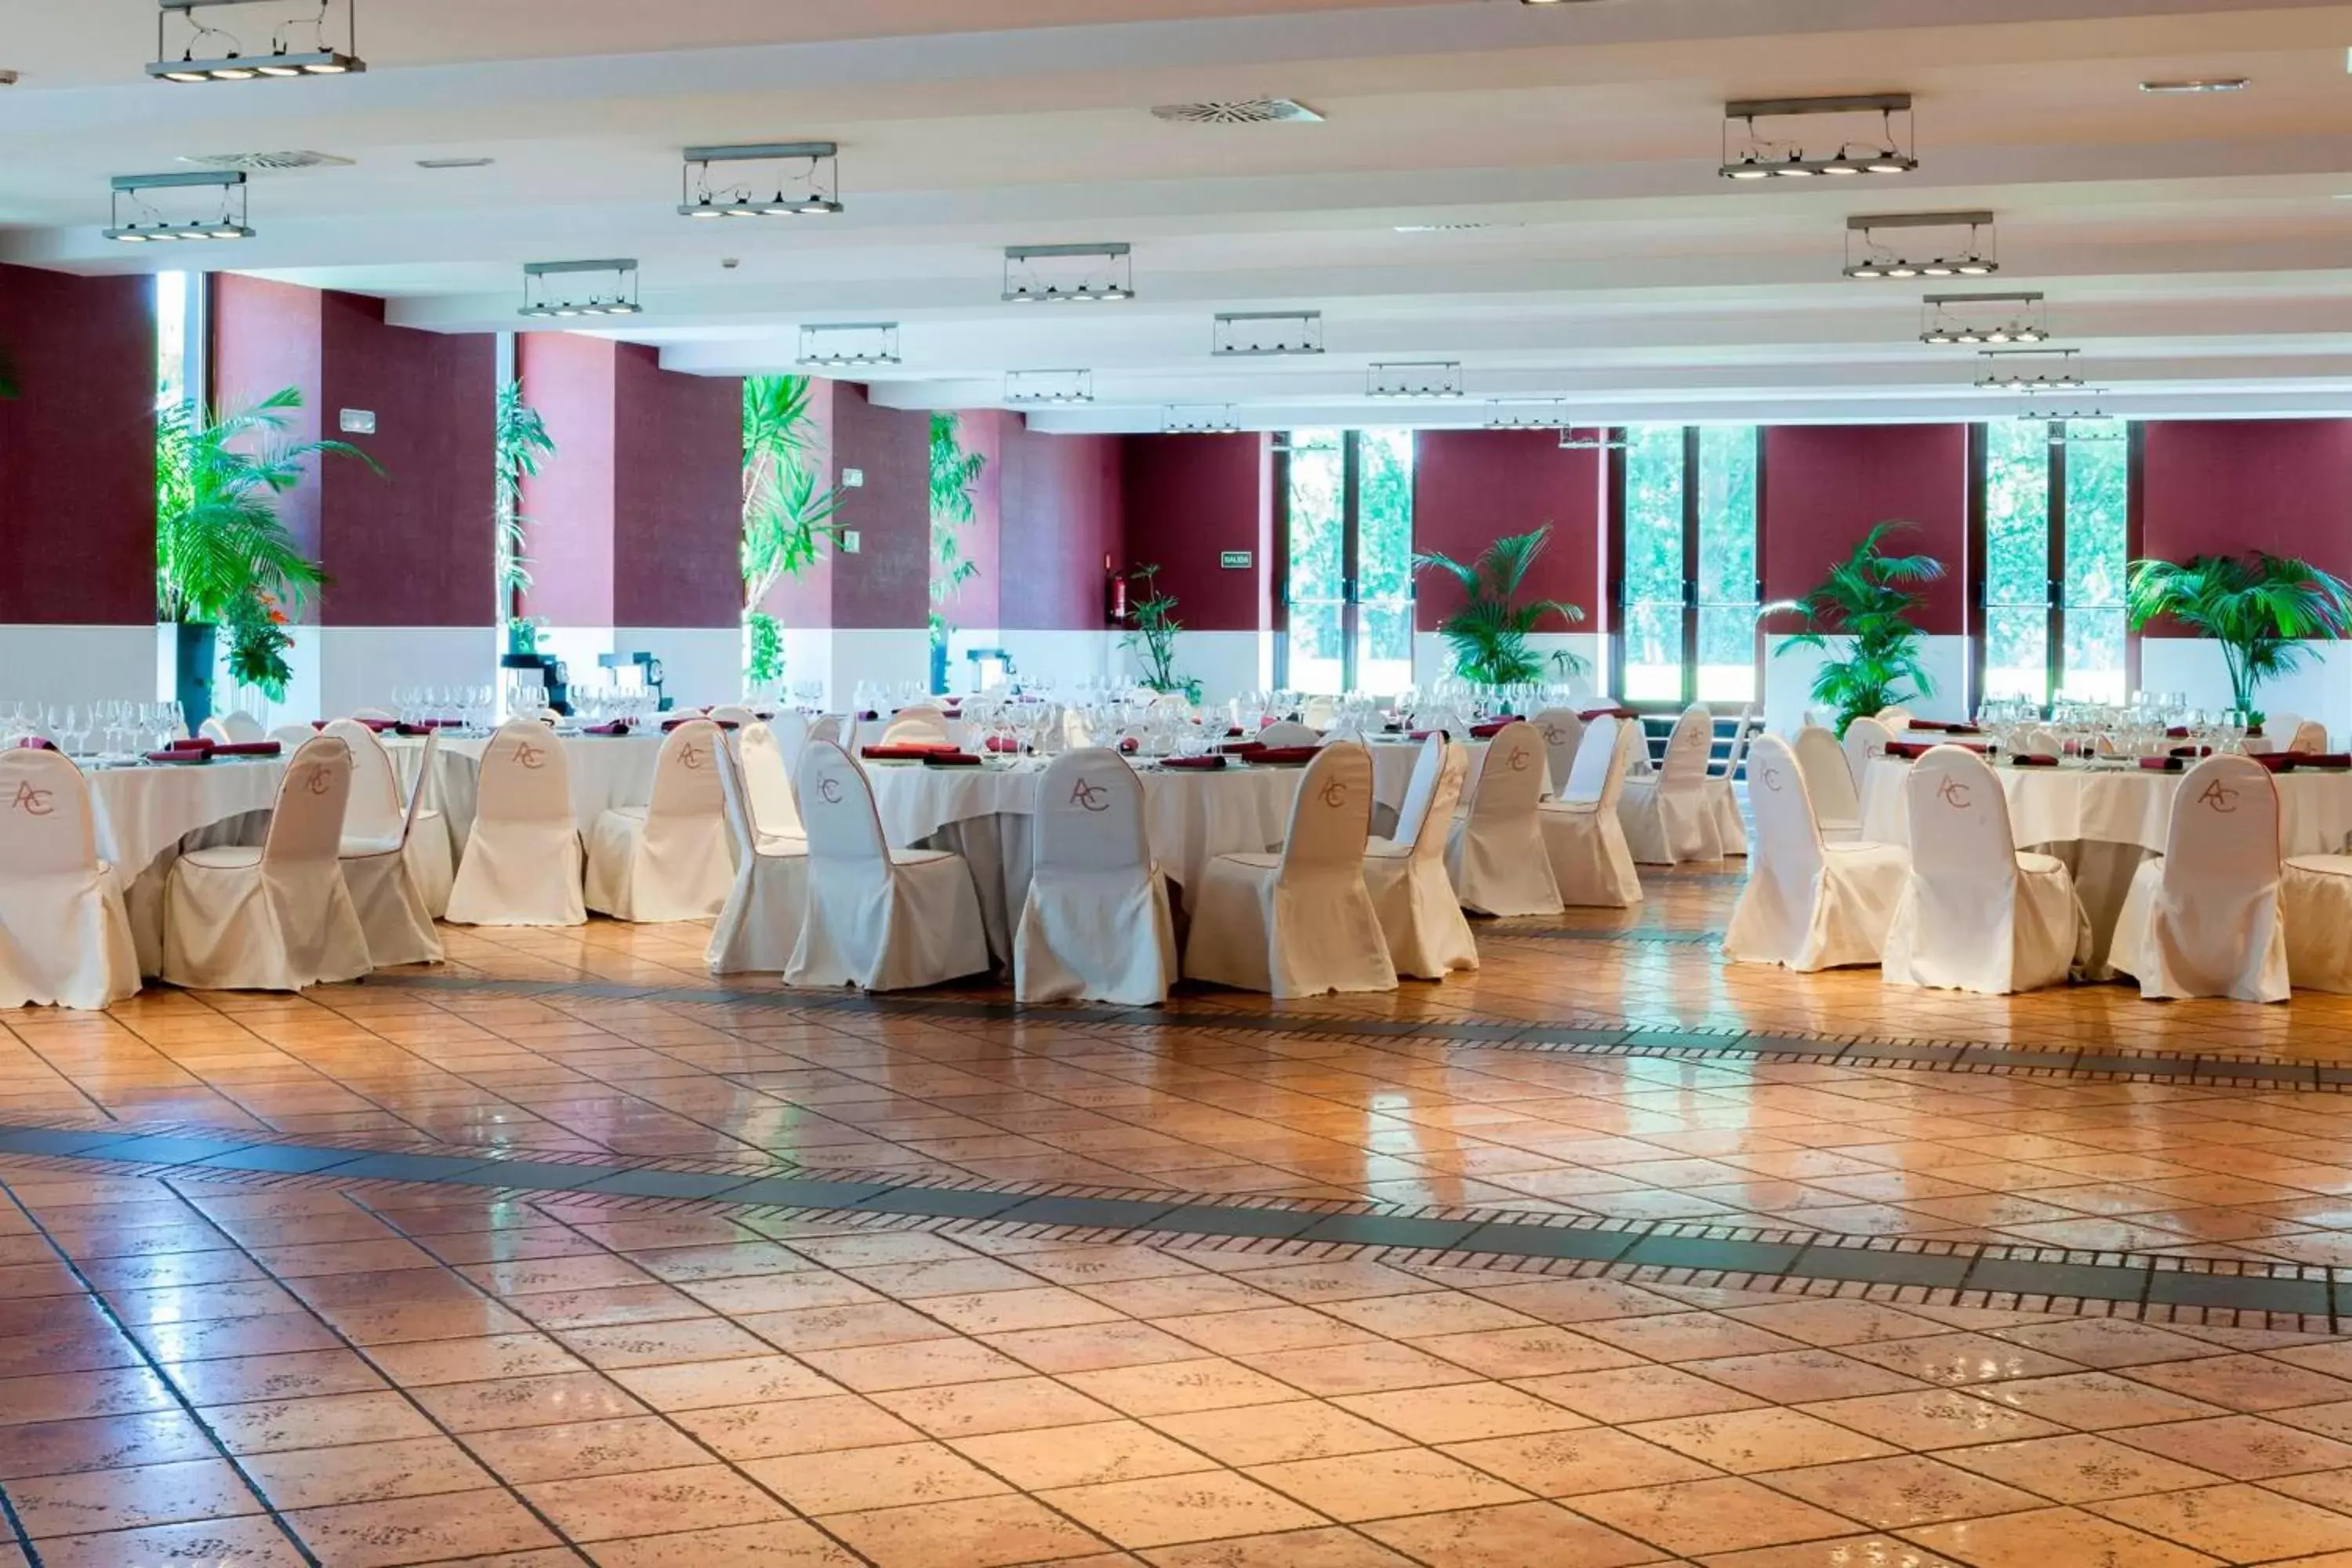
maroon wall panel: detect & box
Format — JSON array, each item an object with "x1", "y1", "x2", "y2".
[
  {"x1": 1001, "y1": 424, "x2": 1124, "y2": 632},
  {"x1": 212, "y1": 274, "x2": 325, "y2": 573},
  {"x1": 613, "y1": 345, "x2": 743, "y2": 628},
  {"x1": 935, "y1": 408, "x2": 1007, "y2": 632},
  {"x1": 516, "y1": 333, "x2": 618, "y2": 627},
  {"x1": 1762, "y1": 424, "x2": 1970, "y2": 636},
  {"x1": 0, "y1": 266, "x2": 158, "y2": 624},
  {"x1": 1413, "y1": 430, "x2": 1606, "y2": 633},
  {"x1": 1120, "y1": 434, "x2": 1272, "y2": 633},
  {"x1": 2140, "y1": 420, "x2": 2352, "y2": 636},
  {"x1": 829, "y1": 383, "x2": 931, "y2": 630},
  {"x1": 318, "y1": 292, "x2": 495, "y2": 627}
]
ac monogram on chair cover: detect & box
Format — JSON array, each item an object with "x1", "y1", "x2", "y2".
[
  {"x1": 335, "y1": 726, "x2": 445, "y2": 970},
  {"x1": 1840, "y1": 716, "x2": 1896, "y2": 795},
  {"x1": 706, "y1": 729, "x2": 811, "y2": 975},
  {"x1": 1725, "y1": 734, "x2": 1909, "y2": 971},
  {"x1": 2109, "y1": 753, "x2": 2288, "y2": 1002},
  {"x1": 1363, "y1": 737, "x2": 1479, "y2": 979},
  {"x1": 1541, "y1": 715, "x2": 1646, "y2": 908},
  {"x1": 444, "y1": 719, "x2": 587, "y2": 927},
  {"x1": 586, "y1": 719, "x2": 733, "y2": 923},
  {"x1": 1014, "y1": 750, "x2": 1178, "y2": 1005},
  {"x1": 1446, "y1": 720, "x2": 1564, "y2": 916},
  {"x1": 0, "y1": 750, "x2": 139, "y2": 1009},
  {"x1": 1619, "y1": 704, "x2": 1721, "y2": 864},
  {"x1": 1530, "y1": 708, "x2": 1585, "y2": 800}
]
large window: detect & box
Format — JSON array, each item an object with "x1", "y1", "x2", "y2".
[
  {"x1": 1974, "y1": 420, "x2": 2132, "y2": 706},
  {"x1": 1613, "y1": 425, "x2": 1762, "y2": 705},
  {"x1": 1279, "y1": 429, "x2": 1414, "y2": 695}
]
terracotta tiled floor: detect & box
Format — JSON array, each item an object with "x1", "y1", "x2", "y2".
[{"x1": 5, "y1": 866, "x2": 2352, "y2": 1562}]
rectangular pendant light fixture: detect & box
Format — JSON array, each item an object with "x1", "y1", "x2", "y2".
[
  {"x1": 1921, "y1": 291, "x2": 2048, "y2": 346},
  {"x1": 1213, "y1": 310, "x2": 1323, "y2": 356},
  {"x1": 1006, "y1": 369, "x2": 1094, "y2": 405},
  {"x1": 680, "y1": 142, "x2": 842, "y2": 219},
  {"x1": 151, "y1": 0, "x2": 364, "y2": 82},
  {"x1": 519, "y1": 259, "x2": 641, "y2": 319},
  {"x1": 1368, "y1": 361, "x2": 1464, "y2": 399},
  {"x1": 797, "y1": 322, "x2": 899, "y2": 368},
  {"x1": 1163, "y1": 405, "x2": 1241, "y2": 434},
  {"x1": 1845, "y1": 210, "x2": 1997, "y2": 279},
  {"x1": 1722, "y1": 93, "x2": 1915, "y2": 179},
  {"x1": 1004, "y1": 245, "x2": 1133, "y2": 304},
  {"x1": 105, "y1": 169, "x2": 252, "y2": 242},
  {"x1": 1484, "y1": 399, "x2": 1568, "y2": 430}
]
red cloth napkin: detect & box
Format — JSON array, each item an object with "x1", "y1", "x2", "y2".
[
  {"x1": 2139, "y1": 755, "x2": 2186, "y2": 771},
  {"x1": 2303, "y1": 754, "x2": 2352, "y2": 769},
  {"x1": 1907, "y1": 720, "x2": 1984, "y2": 735},
  {"x1": 1469, "y1": 720, "x2": 1512, "y2": 739},
  {"x1": 1219, "y1": 740, "x2": 1265, "y2": 754},
  {"x1": 210, "y1": 741, "x2": 281, "y2": 757},
  {"x1": 2165, "y1": 725, "x2": 2192, "y2": 738},
  {"x1": 2012, "y1": 753, "x2": 2060, "y2": 768},
  {"x1": 143, "y1": 748, "x2": 209, "y2": 764},
  {"x1": 664, "y1": 717, "x2": 735, "y2": 732},
  {"x1": 920, "y1": 753, "x2": 983, "y2": 768},
  {"x1": 1247, "y1": 746, "x2": 1320, "y2": 765},
  {"x1": 580, "y1": 721, "x2": 632, "y2": 737},
  {"x1": 1883, "y1": 741, "x2": 1933, "y2": 759},
  {"x1": 1117, "y1": 737, "x2": 1139, "y2": 754},
  {"x1": 2255, "y1": 753, "x2": 2299, "y2": 772},
  {"x1": 2169, "y1": 745, "x2": 2212, "y2": 759},
  {"x1": 167, "y1": 737, "x2": 216, "y2": 753},
  {"x1": 1159, "y1": 754, "x2": 1227, "y2": 771},
  {"x1": 13, "y1": 737, "x2": 56, "y2": 751},
  {"x1": 862, "y1": 744, "x2": 955, "y2": 760}
]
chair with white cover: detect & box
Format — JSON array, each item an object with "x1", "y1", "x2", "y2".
[
  {"x1": 205, "y1": 711, "x2": 264, "y2": 744},
  {"x1": 1302, "y1": 695, "x2": 1339, "y2": 730},
  {"x1": 1841, "y1": 716, "x2": 1896, "y2": 794},
  {"x1": 1541, "y1": 715, "x2": 1645, "y2": 908},
  {"x1": 336, "y1": 728, "x2": 444, "y2": 969},
  {"x1": 2107, "y1": 754, "x2": 2287, "y2": 1002},
  {"x1": 1726, "y1": 735, "x2": 1910, "y2": 971},
  {"x1": 738, "y1": 722, "x2": 805, "y2": 841},
  {"x1": 1704, "y1": 706, "x2": 1756, "y2": 856},
  {"x1": 1256, "y1": 720, "x2": 1320, "y2": 748},
  {"x1": 1446, "y1": 720, "x2": 1563, "y2": 916},
  {"x1": 1793, "y1": 724, "x2": 1864, "y2": 842},
  {"x1": 764, "y1": 711, "x2": 814, "y2": 779},
  {"x1": 808, "y1": 715, "x2": 844, "y2": 749},
  {"x1": 880, "y1": 705, "x2": 952, "y2": 746},
  {"x1": 2291, "y1": 719, "x2": 2329, "y2": 754},
  {"x1": 2265, "y1": 711, "x2": 2303, "y2": 750},
  {"x1": 1014, "y1": 750, "x2": 1177, "y2": 1004},
  {"x1": 0, "y1": 750, "x2": 139, "y2": 1009},
  {"x1": 1183, "y1": 742, "x2": 1397, "y2": 997},
  {"x1": 706, "y1": 732, "x2": 809, "y2": 975},
  {"x1": 162, "y1": 736, "x2": 372, "y2": 991},
  {"x1": 586, "y1": 719, "x2": 732, "y2": 922},
  {"x1": 786, "y1": 741, "x2": 989, "y2": 989},
  {"x1": 1363, "y1": 739, "x2": 1477, "y2": 979},
  {"x1": 710, "y1": 705, "x2": 758, "y2": 728},
  {"x1": 2284, "y1": 846, "x2": 2352, "y2": 992},
  {"x1": 1617, "y1": 705, "x2": 1721, "y2": 864},
  {"x1": 350, "y1": 707, "x2": 395, "y2": 724},
  {"x1": 1882, "y1": 745, "x2": 2088, "y2": 995},
  {"x1": 445, "y1": 720, "x2": 586, "y2": 927},
  {"x1": 1532, "y1": 709, "x2": 1585, "y2": 798},
  {"x1": 324, "y1": 718, "x2": 454, "y2": 920},
  {"x1": 1877, "y1": 705, "x2": 1915, "y2": 728}
]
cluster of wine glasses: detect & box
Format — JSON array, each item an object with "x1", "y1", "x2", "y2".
[
  {"x1": 851, "y1": 681, "x2": 929, "y2": 716},
  {"x1": 1975, "y1": 694, "x2": 2251, "y2": 760},
  {"x1": 0, "y1": 701, "x2": 186, "y2": 758},
  {"x1": 392, "y1": 686, "x2": 498, "y2": 732},
  {"x1": 961, "y1": 697, "x2": 1069, "y2": 764}
]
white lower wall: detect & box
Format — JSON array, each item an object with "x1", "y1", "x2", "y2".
[
  {"x1": 1412, "y1": 631, "x2": 1606, "y2": 698},
  {"x1": 1119, "y1": 630, "x2": 1271, "y2": 705},
  {"x1": 2140, "y1": 637, "x2": 2351, "y2": 746},
  {"x1": 0, "y1": 626, "x2": 161, "y2": 709},
  {"x1": 537, "y1": 626, "x2": 746, "y2": 711},
  {"x1": 1762, "y1": 633, "x2": 1970, "y2": 735}
]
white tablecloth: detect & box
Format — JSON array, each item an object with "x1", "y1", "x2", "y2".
[
  {"x1": 1859, "y1": 756, "x2": 2352, "y2": 858},
  {"x1": 85, "y1": 757, "x2": 288, "y2": 975}
]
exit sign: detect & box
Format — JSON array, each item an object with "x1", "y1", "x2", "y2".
[{"x1": 1219, "y1": 550, "x2": 1254, "y2": 569}]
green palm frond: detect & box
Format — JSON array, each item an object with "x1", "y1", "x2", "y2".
[
  {"x1": 157, "y1": 387, "x2": 368, "y2": 625},
  {"x1": 2129, "y1": 550, "x2": 2352, "y2": 711},
  {"x1": 1413, "y1": 524, "x2": 1587, "y2": 684},
  {"x1": 494, "y1": 379, "x2": 558, "y2": 622},
  {"x1": 1767, "y1": 519, "x2": 1945, "y2": 735},
  {"x1": 741, "y1": 376, "x2": 850, "y2": 625}
]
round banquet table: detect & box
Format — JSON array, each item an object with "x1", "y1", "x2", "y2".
[
  {"x1": 82, "y1": 756, "x2": 289, "y2": 975},
  {"x1": 1858, "y1": 754, "x2": 2352, "y2": 973}
]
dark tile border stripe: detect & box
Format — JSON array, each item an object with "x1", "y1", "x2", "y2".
[{"x1": 1, "y1": 1117, "x2": 2336, "y2": 1330}]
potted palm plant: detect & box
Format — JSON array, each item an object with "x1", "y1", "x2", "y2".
[
  {"x1": 157, "y1": 387, "x2": 377, "y2": 728},
  {"x1": 2128, "y1": 550, "x2": 2352, "y2": 718},
  {"x1": 1412, "y1": 524, "x2": 1586, "y2": 684},
  {"x1": 929, "y1": 412, "x2": 986, "y2": 694},
  {"x1": 1770, "y1": 520, "x2": 1946, "y2": 736},
  {"x1": 494, "y1": 378, "x2": 557, "y2": 657},
  {"x1": 741, "y1": 375, "x2": 848, "y2": 689},
  {"x1": 1121, "y1": 564, "x2": 1200, "y2": 701}
]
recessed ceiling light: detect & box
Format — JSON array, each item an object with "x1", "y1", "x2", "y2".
[
  {"x1": 416, "y1": 157, "x2": 494, "y2": 169},
  {"x1": 2140, "y1": 78, "x2": 2248, "y2": 94}
]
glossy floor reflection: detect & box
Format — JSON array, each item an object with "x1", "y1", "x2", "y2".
[{"x1": 2, "y1": 866, "x2": 2352, "y2": 1563}]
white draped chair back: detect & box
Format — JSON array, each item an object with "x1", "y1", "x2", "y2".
[
  {"x1": 706, "y1": 729, "x2": 811, "y2": 976},
  {"x1": 1882, "y1": 743, "x2": 2085, "y2": 994},
  {"x1": 1746, "y1": 735, "x2": 1823, "y2": 895},
  {"x1": 337, "y1": 728, "x2": 443, "y2": 970},
  {"x1": 1704, "y1": 706, "x2": 1758, "y2": 855},
  {"x1": 710, "y1": 705, "x2": 758, "y2": 727},
  {"x1": 479, "y1": 719, "x2": 574, "y2": 826},
  {"x1": 323, "y1": 719, "x2": 405, "y2": 846},
  {"x1": 1016, "y1": 750, "x2": 1176, "y2": 1004},
  {"x1": 265, "y1": 738, "x2": 355, "y2": 866},
  {"x1": 1878, "y1": 705, "x2": 1915, "y2": 727},
  {"x1": 738, "y1": 722, "x2": 805, "y2": 840},
  {"x1": 1533, "y1": 709, "x2": 1585, "y2": 796},
  {"x1": 882, "y1": 706, "x2": 952, "y2": 746},
  {"x1": 797, "y1": 741, "x2": 889, "y2": 863},
  {"x1": 1903, "y1": 745, "x2": 2020, "y2": 916},
  {"x1": 786, "y1": 740, "x2": 990, "y2": 989},
  {"x1": 646, "y1": 719, "x2": 725, "y2": 823},
  {"x1": 1793, "y1": 724, "x2": 1864, "y2": 838},
  {"x1": 1388, "y1": 734, "x2": 1448, "y2": 848},
  {"x1": 349, "y1": 707, "x2": 395, "y2": 723},
  {"x1": 1660, "y1": 706, "x2": 1714, "y2": 789},
  {"x1": 445, "y1": 719, "x2": 586, "y2": 926},
  {"x1": 2111, "y1": 753, "x2": 2288, "y2": 1002},
  {"x1": 2292, "y1": 719, "x2": 2329, "y2": 754},
  {"x1": 583, "y1": 717, "x2": 731, "y2": 922},
  {"x1": 1280, "y1": 742, "x2": 1374, "y2": 884},
  {"x1": 1256, "y1": 720, "x2": 1320, "y2": 749},
  {"x1": 1841, "y1": 716, "x2": 1895, "y2": 790},
  {"x1": 807, "y1": 714, "x2": 843, "y2": 749},
  {"x1": 2267, "y1": 711, "x2": 2303, "y2": 750},
  {"x1": 1617, "y1": 705, "x2": 1721, "y2": 864},
  {"x1": 767, "y1": 711, "x2": 814, "y2": 779},
  {"x1": 0, "y1": 750, "x2": 139, "y2": 1009},
  {"x1": 1562, "y1": 714, "x2": 1621, "y2": 805},
  {"x1": 1363, "y1": 743, "x2": 1476, "y2": 981},
  {"x1": 1543, "y1": 717, "x2": 1644, "y2": 909},
  {"x1": 1726, "y1": 735, "x2": 1911, "y2": 971},
  {"x1": 1446, "y1": 720, "x2": 1563, "y2": 916},
  {"x1": 205, "y1": 711, "x2": 264, "y2": 744},
  {"x1": 1302, "y1": 695, "x2": 1338, "y2": 730}
]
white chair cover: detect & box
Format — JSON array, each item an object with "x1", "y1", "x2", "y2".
[
  {"x1": 586, "y1": 719, "x2": 732, "y2": 922},
  {"x1": 339, "y1": 728, "x2": 444, "y2": 970},
  {"x1": 1364, "y1": 742, "x2": 1478, "y2": 979},
  {"x1": 1725, "y1": 735, "x2": 1909, "y2": 971},
  {"x1": 1389, "y1": 731, "x2": 1449, "y2": 850},
  {"x1": 1793, "y1": 724, "x2": 1864, "y2": 842},
  {"x1": 881, "y1": 706, "x2": 952, "y2": 746},
  {"x1": 349, "y1": 707, "x2": 395, "y2": 723},
  {"x1": 1182, "y1": 742, "x2": 1397, "y2": 997},
  {"x1": 786, "y1": 741, "x2": 989, "y2": 990},
  {"x1": 1446, "y1": 720, "x2": 1563, "y2": 916},
  {"x1": 445, "y1": 719, "x2": 586, "y2": 927},
  {"x1": 1302, "y1": 695, "x2": 1339, "y2": 730},
  {"x1": 738, "y1": 722, "x2": 806, "y2": 841},
  {"x1": 1541, "y1": 716, "x2": 1645, "y2": 908},
  {"x1": 2286, "y1": 855, "x2": 2352, "y2": 992},
  {"x1": 1878, "y1": 705, "x2": 1915, "y2": 726},
  {"x1": 768, "y1": 711, "x2": 815, "y2": 781},
  {"x1": 2292, "y1": 720, "x2": 2329, "y2": 754},
  {"x1": 710, "y1": 705, "x2": 759, "y2": 728},
  {"x1": 2266, "y1": 711, "x2": 2303, "y2": 750},
  {"x1": 162, "y1": 736, "x2": 372, "y2": 991},
  {"x1": 1842, "y1": 717, "x2": 1895, "y2": 793},
  {"x1": 1532, "y1": 709, "x2": 1585, "y2": 799},
  {"x1": 1882, "y1": 745, "x2": 2089, "y2": 995},
  {"x1": 1256, "y1": 720, "x2": 1320, "y2": 748},
  {"x1": 1705, "y1": 706, "x2": 1756, "y2": 857},
  {"x1": 0, "y1": 750, "x2": 139, "y2": 1010},
  {"x1": 808, "y1": 715, "x2": 844, "y2": 749},
  {"x1": 1618, "y1": 706, "x2": 1720, "y2": 864},
  {"x1": 203, "y1": 712, "x2": 263, "y2": 745},
  {"x1": 327, "y1": 718, "x2": 455, "y2": 916},
  {"x1": 2108, "y1": 755, "x2": 2288, "y2": 1002},
  {"x1": 707, "y1": 732, "x2": 809, "y2": 975},
  {"x1": 1014, "y1": 750, "x2": 1178, "y2": 1005}
]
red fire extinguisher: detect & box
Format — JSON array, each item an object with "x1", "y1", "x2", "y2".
[{"x1": 1105, "y1": 556, "x2": 1127, "y2": 626}]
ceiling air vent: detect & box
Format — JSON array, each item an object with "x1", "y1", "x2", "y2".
[
  {"x1": 180, "y1": 151, "x2": 355, "y2": 172},
  {"x1": 1151, "y1": 98, "x2": 1322, "y2": 125}
]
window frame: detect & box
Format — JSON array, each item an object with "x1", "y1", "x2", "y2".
[
  {"x1": 1275, "y1": 428, "x2": 1414, "y2": 695},
  {"x1": 1966, "y1": 420, "x2": 2142, "y2": 709},
  {"x1": 1606, "y1": 425, "x2": 1765, "y2": 711}
]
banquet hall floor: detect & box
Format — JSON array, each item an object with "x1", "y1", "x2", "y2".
[{"x1": 8, "y1": 869, "x2": 2352, "y2": 1563}]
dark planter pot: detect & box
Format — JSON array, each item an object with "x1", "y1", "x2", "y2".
[
  {"x1": 172, "y1": 622, "x2": 217, "y2": 731},
  {"x1": 928, "y1": 637, "x2": 949, "y2": 696}
]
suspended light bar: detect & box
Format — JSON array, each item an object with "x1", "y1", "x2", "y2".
[
  {"x1": 2045, "y1": 416, "x2": 2128, "y2": 445},
  {"x1": 1722, "y1": 93, "x2": 1916, "y2": 180},
  {"x1": 1484, "y1": 399, "x2": 1567, "y2": 430},
  {"x1": 1213, "y1": 310, "x2": 1323, "y2": 356},
  {"x1": 1845, "y1": 210, "x2": 1997, "y2": 280},
  {"x1": 679, "y1": 142, "x2": 841, "y2": 219},
  {"x1": 1004, "y1": 244, "x2": 1133, "y2": 304},
  {"x1": 1559, "y1": 429, "x2": 1629, "y2": 452},
  {"x1": 1163, "y1": 406, "x2": 1241, "y2": 434},
  {"x1": 105, "y1": 169, "x2": 252, "y2": 242},
  {"x1": 1921, "y1": 291, "x2": 2049, "y2": 346},
  {"x1": 1368, "y1": 361, "x2": 1464, "y2": 400},
  {"x1": 150, "y1": 0, "x2": 364, "y2": 82},
  {"x1": 519, "y1": 259, "x2": 641, "y2": 319},
  {"x1": 797, "y1": 322, "x2": 898, "y2": 368},
  {"x1": 1005, "y1": 369, "x2": 1094, "y2": 405},
  {"x1": 1977, "y1": 348, "x2": 2084, "y2": 393}
]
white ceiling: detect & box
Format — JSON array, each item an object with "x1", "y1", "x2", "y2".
[{"x1": 8, "y1": 0, "x2": 2352, "y2": 428}]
